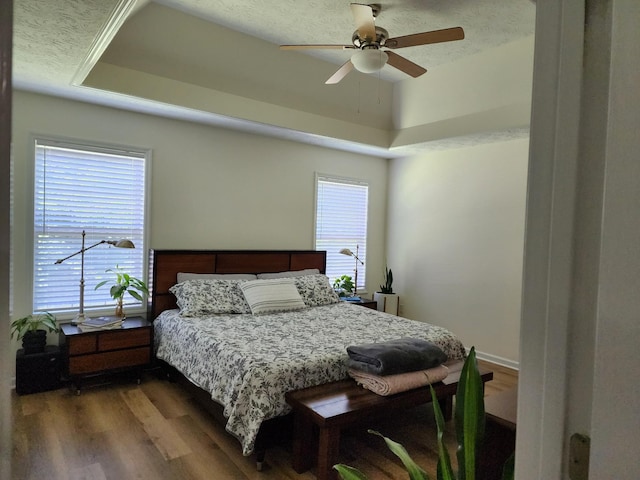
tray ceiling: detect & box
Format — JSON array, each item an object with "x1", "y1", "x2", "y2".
[{"x1": 13, "y1": 0, "x2": 536, "y2": 157}]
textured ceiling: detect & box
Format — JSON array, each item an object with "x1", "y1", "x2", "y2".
[
  {"x1": 156, "y1": 0, "x2": 536, "y2": 81},
  {"x1": 13, "y1": 0, "x2": 536, "y2": 157},
  {"x1": 14, "y1": 0, "x2": 119, "y2": 85}
]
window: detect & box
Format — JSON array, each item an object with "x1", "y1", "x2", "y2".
[
  {"x1": 315, "y1": 174, "x2": 368, "y2": 290},
  {"x1": 33, "y1": 137, "x2": 148, "y2": 315}
]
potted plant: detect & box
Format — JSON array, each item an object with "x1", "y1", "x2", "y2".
[
  {"x1": 373, "y1": 266, "x2": 399, "y2": 314},
  {"x1": 333, "y1": 274, "x2": 355, "y2": 297},
  {"x1": 95, "y1": 265, "x2": 148, "y2": 319},
  {"x1": 10, "y1": 312, "x2": 59, "y2": 354}
]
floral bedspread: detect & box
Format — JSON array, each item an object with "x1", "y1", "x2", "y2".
[{"x1": 153, "y1": 302, "x2": 466, "y2": 456}]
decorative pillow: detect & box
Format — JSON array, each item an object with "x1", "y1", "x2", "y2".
[
  {"x1": 293, "y1": 274, "x2": 341, "y2": 307},
  {"x1": 257, "y1": 268, "x2": 320, "y2": 279},
  {"x1": 169, "y1": 279, "x2": 252, "y2": 316},
  {"x1": 177, "y1": 272, "x2": 257, "y2": 283},
  {"x1": 240, "y1": 279, "x2": 307, "y2": 314}
]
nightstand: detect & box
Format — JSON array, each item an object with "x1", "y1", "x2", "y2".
[
  {"x1": 347, "y1": 299, "x2": 378, "y2": 310},
  {"x1": 59, "y1": 316, "x2": 153, "y2": 394}
]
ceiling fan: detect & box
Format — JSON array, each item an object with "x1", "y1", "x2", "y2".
[{"x1": 280, "y1": 3, "x2": 465, "y2": 84}]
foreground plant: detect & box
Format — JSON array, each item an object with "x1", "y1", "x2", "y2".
[{"x1": 334, "y1": 347, "x2": 513, "y2": 480}]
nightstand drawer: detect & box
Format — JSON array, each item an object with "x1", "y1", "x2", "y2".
[
  {"x1": 67, "y1": 335, "x2": 98, "y2": 355},
  {"x1": 69, "y1": 346, "x2": 151, "y2": 375},
  {"x1": 98, "y1": 328, "x2": 151, "y2": 351}
]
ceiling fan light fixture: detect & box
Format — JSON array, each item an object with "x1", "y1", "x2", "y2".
[{"x1": 351, "y1": 48, "x2": 388, "y2": 73}]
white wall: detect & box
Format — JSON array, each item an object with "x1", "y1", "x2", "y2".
[
  {"x1": 388, "y1": 138, "x2": 528, "y2": 365},
  {"x1": 10, "y1": 90, "x2": 389, "y2": 356},
  {"x1": 385, "y1": 34, "x2": 535, "y2": 367},
  {"x1": 392, "y1": 36, "x2": 534, "y2": 143}
]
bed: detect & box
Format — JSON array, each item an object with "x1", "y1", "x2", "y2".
[{"x1": 148, "y1": 249, "x2": 466, "y2": 463}]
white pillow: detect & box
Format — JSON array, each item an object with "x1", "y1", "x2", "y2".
[
  {"x1": 177, "y1": 272, "x2": 257, "y2": 283},
  {"x1": 240, "y1": 278, "x2": 307, "y2": 314},
  {"x1": 257, "y1": 268, "x2": 320, "y2": 279}
]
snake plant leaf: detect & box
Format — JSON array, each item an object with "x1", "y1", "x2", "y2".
[
  {"x1": 369, "y1": 430, "x2": 430, "y2": 480},
  {"x1": 455, "y1": 347, "x2": 485, "y2": 480},
  {"x1": 334, "y1": 464, "x2": 369, "y2": 480},
  {"x1": 429, "y1": 385, "x2": 455, "y2": 480}
]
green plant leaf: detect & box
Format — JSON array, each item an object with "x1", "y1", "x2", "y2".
[
  {"x1": 380, "y1": 266, "x2": 394, "y2": 293},
  {"x1": 429, "y1": 385, "x2": 455, "y2": 480},
  {"x1": 10, "y1": 312, "x2": 59, "y2": 340},
  {"x1": 455, "y1": 347, "x2": 485, "y2": 480},
  {"x1": 334, "y1": 464, "x2": 369, "y2": 480},
  {"x1": 110, "y1": 284, "x2": 127, "y2": 299},
  {"x1": 39, "y1": 314, "x2": 59, "y2": 332},
  {"x1": 130, "y1": 278, "x2": 149, "y2": 294},
  {"x1": 369, "y1": 430, "x2": 430, "y2": 480},
  {"x1": 128, "y1": 290, "x2": 143, "y2": 301}
]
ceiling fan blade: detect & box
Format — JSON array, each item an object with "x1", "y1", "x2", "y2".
[
  {"x1": 385, "y1": 51, "x2": 427, "y2": 78},
  {"x1": 385, "y1": 27, "x2": 465, "y2": 49},
  {"x1": 280, "y1": 44, "x2": 354, "y2": 50},
  {"x1": 350, "y1": 3, "x2": 376, "y2": 42},
  {"x1": 326, "y1": 60, "x2": 355, "y2": 84}
]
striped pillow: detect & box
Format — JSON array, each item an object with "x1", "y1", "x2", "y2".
[{"x1": 240, "y1": 278, "x2": 307, "y2": 314}]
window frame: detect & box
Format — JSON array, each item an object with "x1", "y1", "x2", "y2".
[{"x1": 29, "y1": 134, "x2": 151, "y2": 319}]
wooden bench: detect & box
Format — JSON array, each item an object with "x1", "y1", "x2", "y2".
[{"x1": 285, "y1": 362, "x2": 493, "y2": 480}]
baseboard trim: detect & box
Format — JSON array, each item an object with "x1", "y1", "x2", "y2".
[{"x1": 473, "y1": 349, "x2": 519, "y2": 371}]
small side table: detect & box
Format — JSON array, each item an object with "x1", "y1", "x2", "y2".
[
  {"x1": 59, "y1": 316, "x2": 153, "y2": 394},
  {"x1": 341, "y1": 298, "x2": 377, "y2": 310},
  {"x1": 16, "y1": 345, "x2": 62, "y2": 395},
  {"x1": 352, "y1": 299, "x2": 378, "y2": 309}
]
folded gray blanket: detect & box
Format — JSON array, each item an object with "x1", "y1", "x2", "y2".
[{"x1": 347, "y1": 337, "x2": 448, "y2": 375}]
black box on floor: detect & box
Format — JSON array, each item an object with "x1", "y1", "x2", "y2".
[{"x1": 16, "y1": 345, "x2": 62, "y2": 395}]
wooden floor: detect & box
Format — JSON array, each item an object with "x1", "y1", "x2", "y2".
[{"x1": 11, "y1": 360, "x2": 517, "y2": 480}]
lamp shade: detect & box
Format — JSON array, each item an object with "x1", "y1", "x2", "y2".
[
  {"x1": 351, "y1": 49, "x2": 388, "y2": 73},
  {"x1": 111, "y1": 239, "x2": 135, "y2": 249}
]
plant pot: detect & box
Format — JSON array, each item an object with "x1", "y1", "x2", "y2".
[
  {"x1": 373, "y1": 292, "x2": 399, "y2": 315},
  {"x1": 21, "y1": 330, "x2": 47, "y2": 355}
]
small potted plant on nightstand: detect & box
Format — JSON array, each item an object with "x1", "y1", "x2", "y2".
[
  {"x1": 10, "y1": 312, "x2": 59, "y2": 354},
  {"x1": 95, "y1": 265, "x2": 148, "y2": 319},
  {"x1": 333, "y1": 275, "x2": 355, "y2": 298},
  {"x1": 373, "y1": 266, "x2": 399, "y2": 314}
]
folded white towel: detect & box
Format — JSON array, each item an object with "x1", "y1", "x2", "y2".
[{"x1": 348, "y1": 364, "x2": 449, "y2": 396}]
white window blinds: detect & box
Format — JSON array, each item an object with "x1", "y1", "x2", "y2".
[
  {"x1": 33, "y1": 139, "x2": 148, "y2": 314},
  {"x1": 315, "y1": 174, "x2": 368, "y2": 289}
]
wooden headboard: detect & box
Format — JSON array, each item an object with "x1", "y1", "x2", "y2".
[{"x1": 147, "y1": 249, "x2": 327, "y2": 320}]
